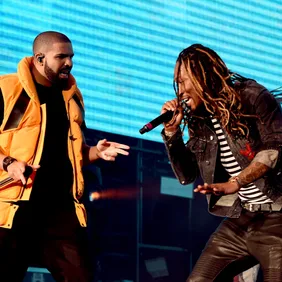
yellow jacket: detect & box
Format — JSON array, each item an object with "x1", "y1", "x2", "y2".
[{"x1": 0, "y1": 57, "x2": 87, "y2": 228}]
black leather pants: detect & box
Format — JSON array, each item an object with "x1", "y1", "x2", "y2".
[{"x1": 187, "y1": 209, "x2": 282, "y2": 282}]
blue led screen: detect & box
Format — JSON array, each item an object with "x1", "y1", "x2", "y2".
[{"x1": 0, "y1": 0, "x2": 281, "y2": 142}]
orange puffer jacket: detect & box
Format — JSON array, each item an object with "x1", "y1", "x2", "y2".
[{"x1": 0, "y1": 57, "x2": 87, "y2": 229}]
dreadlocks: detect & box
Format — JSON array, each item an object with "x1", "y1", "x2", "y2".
[{"x1": 174, "y1": 44, "x2": 252, "y2": 138}]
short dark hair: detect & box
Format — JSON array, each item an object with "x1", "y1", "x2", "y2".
[{"x1": 33, "y1": 31, "x2": 71, "y2": 54}]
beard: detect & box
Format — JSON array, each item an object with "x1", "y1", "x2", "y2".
[{"x1": 44, "y1": 62, "x2": 69, "y2": 89}]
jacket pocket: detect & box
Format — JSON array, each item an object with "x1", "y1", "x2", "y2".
[
  {"x1": 189, "y1": 137, "x2": 206, "y2": 154},
  {"x1": 74, "y1": 202, "x2": 87, "y2": 227},
  {"x1": 0, "y1": 201, "x2": 19, "y2": 228}
]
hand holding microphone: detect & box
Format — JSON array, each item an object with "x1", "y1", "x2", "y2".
[
  {"x1": 139, "y1": 98, "x2": 190, "y2": 134},
  {"x1": 0, "y1": 165, "x2": 35, "y2": 188},
  {"x1": 161, "y1": 98, "x2": 184, "y2": 134}
]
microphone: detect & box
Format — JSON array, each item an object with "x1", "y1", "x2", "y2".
[
  {"x1": 139, "y1": 100, "x2": 191, "y2": 134},
  {"x1": 139, "y1": 111, "x2": 175, "y2": 134},
  {"x1": 0, "y1": 166, "x2": 33, "y2": 187}
]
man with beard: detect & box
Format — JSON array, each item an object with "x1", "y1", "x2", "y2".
[{"x1": 0, "y1": 31, "x2": 130, "y2": 282}]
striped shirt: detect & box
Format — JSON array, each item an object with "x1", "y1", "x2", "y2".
[{"x1": 211, "y1": 118, "x2": 272, "y2": 204}]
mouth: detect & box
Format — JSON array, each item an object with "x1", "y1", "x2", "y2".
[
  {"x1": 181, "y1": 98, "x2": 192, "y2": 114},
  {"x1": 182, "y1": 97, "x2": 191, "y2": 106},
  {"x1": 59, "y1": 69, "x2": 71, "y2": 79}
]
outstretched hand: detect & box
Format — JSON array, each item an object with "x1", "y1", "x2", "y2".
[
  {"x1": 96, "y1": 139, "x2": 130, "y2": 161},
  {"x1": 194, "y1": 181, "x2": 240, "y2": 196}
]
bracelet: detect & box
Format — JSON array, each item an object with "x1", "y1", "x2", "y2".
[
  {"x1": 164, "y1": 130, "x2": 177, "y2": 137},
  {"x1": 2, "y1": 156, "x2": 17, "y2": 172},
  {"x1": 229, "y1": 176, "x2": 243, "y2": 188}
]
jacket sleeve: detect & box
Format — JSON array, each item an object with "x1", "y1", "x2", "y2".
[
  {"x1": 252, "y1": 149, "x2": 278, "y2": 168},
  {"x1": 251, "y1": 85, "x2": 282, "y2": 151},
  {"x1": 162, "y1": 128, "x2": 199, "y2": 185}
]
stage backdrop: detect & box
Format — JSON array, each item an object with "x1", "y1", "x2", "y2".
[{"x1": 0, "y1": 0, "x2": 281, "y2": 142}]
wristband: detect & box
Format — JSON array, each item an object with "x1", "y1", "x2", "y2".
[
  {"x1": 229, "y1": 176, "x2": 243, "y2": 188},
  {"x1": 164, "y1": 130, "x2": 177, "y2": 137},
  {"x1": 2, "y1": 156, "x2": 17, "y2": 172}
]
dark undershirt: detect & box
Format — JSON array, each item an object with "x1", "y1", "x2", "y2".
[{"x1": 30, "y1": 82, "x2": 74, "y2": 210}]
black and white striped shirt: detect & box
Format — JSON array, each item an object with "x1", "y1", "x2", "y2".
[{"x1": 211, "y1": 118, "x2": 272, "y2": 204}]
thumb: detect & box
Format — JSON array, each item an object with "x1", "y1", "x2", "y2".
[
  {"x1": 30, "y1": 164, "x2": 40, "y2": 171},
  {"x1": 98, "y1": 139, "x2": 107, "y2": 145}
]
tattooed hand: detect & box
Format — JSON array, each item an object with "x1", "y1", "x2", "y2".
[{"x1": 194, "y1": 162, "x2": 270, "y2": 196}]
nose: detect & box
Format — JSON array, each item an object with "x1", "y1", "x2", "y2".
[
  {"x1": 178, "y1": 81, "x2": 185, "y2": 96},
  {"x1": 64, "y1": 57, "x2": 73, "y2": 68}
]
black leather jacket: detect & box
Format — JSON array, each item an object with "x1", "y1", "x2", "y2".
[{"x1": 163, "y1": 80, "x2": 282, "y2": 218}]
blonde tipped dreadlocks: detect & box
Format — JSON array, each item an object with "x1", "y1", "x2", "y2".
[{"x1": 174, "y1": 44, "x2": 252, "y2": 138}]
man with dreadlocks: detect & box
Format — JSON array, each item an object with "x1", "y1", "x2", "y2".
[{"x1": 161, "y1": 44, "x2": 282, "y2": 281}]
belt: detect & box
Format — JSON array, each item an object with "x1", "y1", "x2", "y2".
[{"x1": 241, "y1": 202, "x2": 282, "y2": 212}]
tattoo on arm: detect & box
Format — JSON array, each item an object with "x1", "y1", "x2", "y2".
[{"x1": 238, "y1": 162, "x2": 270, "y2": 187}]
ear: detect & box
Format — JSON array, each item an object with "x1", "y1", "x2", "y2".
[{"x1": 35, "y1": 53, "x2": 45, "y2": 64}]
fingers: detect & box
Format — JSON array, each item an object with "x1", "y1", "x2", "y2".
[
  {"x1": 105, "y1": 143, "x2": 130, "y2": 156},
  {"x1": 98, "y1": 140, "x2": 130, "y2": 150},
  {"x1": 107, "y1": 142, "x2": 130, "y2": 150},
  {"x1": 161, "y1": 99, "x2": 178, "y2": 113},
  {"x1": 194, "y1": 183, "x2": 211, "y2": 194},
  {"x1": 115, "y1": 148, "x2": 129, "y2": 156},
  {"x1": 161, "y1": 99, "x2": 184, "y2": 130},
  {"x1": 30, "y1": 164, "x2": 40, "y2": 171},
  {"x1": 103, "y1": 155, "x2": 116, "y2": 161},
  {"x1": 7, "y1": 161, "x2": 27, "y2": 185},
  {"x1": 19, "y1": 174, "x2": 26, "y2": 185},
  {"x1": 7, "y1": 162, "x2": 38, "y2": 185},
  {"x1": 97, "y1": 140, "x2": 130, "y2": 161},
  {"x1": 97, "y1": 139, "x2": 108, "y2": 147},
  {"x1": 194, "y1": 183, "x2": 224, "y2": 195},
  {"x1": 102, "y1": 147, "x2": 129, "y2": 158}
]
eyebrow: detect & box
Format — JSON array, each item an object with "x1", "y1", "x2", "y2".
[
  {"x1": 56, "y1": 53, "x2": 74, "y2": 57},
  {"x1": 175, "y1": 78, "x2": 184, "y2": 84}
]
